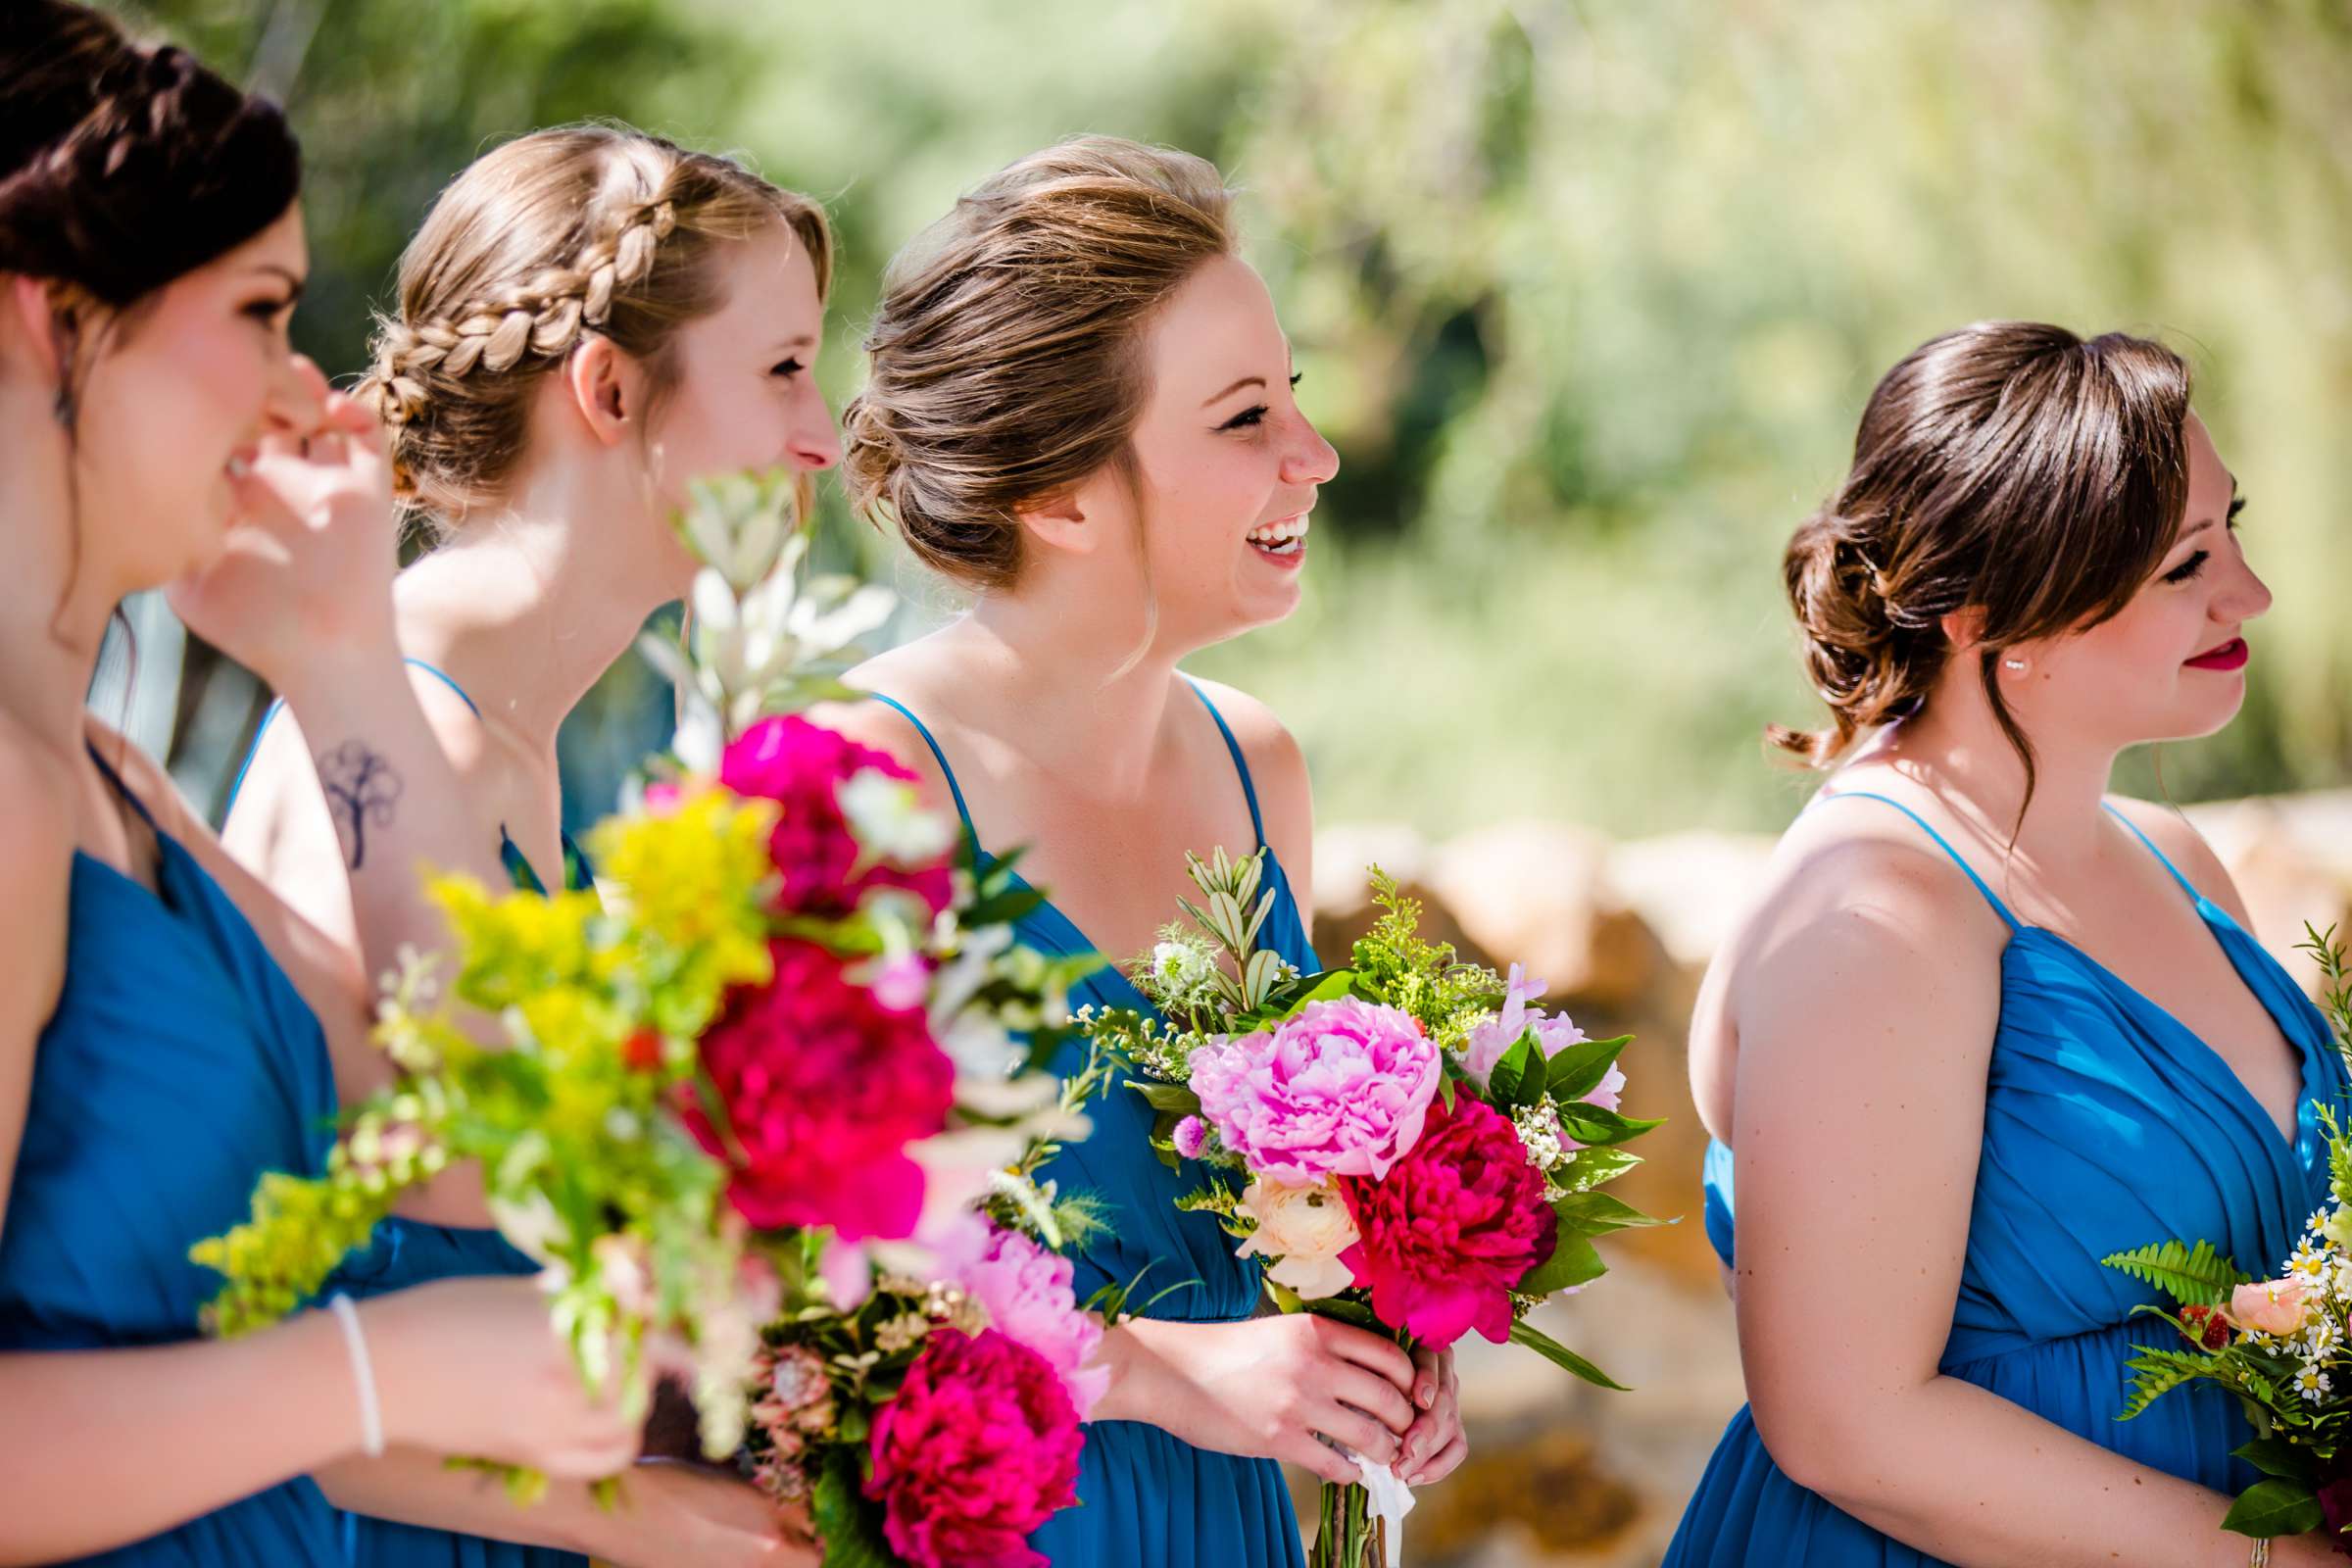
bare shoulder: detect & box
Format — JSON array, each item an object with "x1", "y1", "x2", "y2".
[
  {"x1": 0, "y1": 714, "x2": 76, "y2": 909},
  {"x1": 2103, "y1": 794, "x2": 2249, "y2": 924},
  {"x1": 810, "y1": 649, "x2": 963, "y2": 820},
  {"x1": 1184, "y1": 674, "x2": 1311, "y2": 868}
]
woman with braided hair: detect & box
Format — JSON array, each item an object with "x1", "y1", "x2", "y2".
[
  {"x1": 1666, "y1": 323, "x2": 2344, "y2": 1566},
  {"x1": 222, "y1": 123, "x2": 839, "y2": 1567},
  {"x1": 0, "y1": 4, "x2": 681, "y2": 1562}
]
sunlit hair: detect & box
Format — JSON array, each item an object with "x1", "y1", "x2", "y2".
[
  {"x1": 841, "y1": 134, "x2": 1236, "y2": 591},
  {"x1": 355, "y1": 123, "x2": 832, "y2": 534}
]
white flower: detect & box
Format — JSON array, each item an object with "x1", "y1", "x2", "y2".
[
  {"x1": 1512, "y1": 1102, "x2": 1568, "y2": 1172},
  {"x1": 838, "y1": 769, "x2": 956, "y2": 866},
  {"x1": 1235, "y1": 1178, "x2": 1360, "y2": 1299},
  {"x1": 2297, "y1": 1361, "x2": 2332, "y2": 1402},
  {"x1": 1145, "y1": 938, "x2": 1218, "y2": 1006}
]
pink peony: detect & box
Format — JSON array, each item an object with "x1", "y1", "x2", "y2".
[
  {"x1": 865, "y1": 1327, "x2": 1083, "y2": 1568},
  {"x1": 1188, "y1": 999, "x2": 1442, "y2": 1185},
  {"x1": 683, "y1": 937, "x2": 955, "y2": 1240},
  {"x1": 2231, "y1": 1278, "x2": 2310, "y2": 1338},
  {"x1": 1462, "y1": 964, "x2": 1621, "y2": 1110},
  {"x1": 950, "y1": 1225, "x2": 1108, "y2": 1419},
  {"x1": 720, "y1": 715, "x2": 954, "y2": 917},
  {"x1": 1338, "y1": 1093, "x2": 1557, "y2": 1347}
]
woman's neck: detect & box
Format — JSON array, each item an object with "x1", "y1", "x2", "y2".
[
  {"x1": 392, "y1": 488, "x2": 676, "y2": 755},
  {"x1": 0, "y1": 400, "x2": 127, "y2": 770}
]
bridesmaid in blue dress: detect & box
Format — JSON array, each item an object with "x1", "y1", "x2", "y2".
[
  {"x1": 825, "y1": 136, "x2": 1469, "y2": 1565},
  {"x1": 1670, "y1": 322, "x2": 2344, "y2": 1567},
  {"x1": 0, "y1": 8, "x2": 652, "y2": 1561},
  {"x1": 220, "y1": 125, "x2": 847, "y2": 1566}
]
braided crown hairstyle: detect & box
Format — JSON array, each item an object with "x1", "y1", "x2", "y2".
[
  {"x1": 355, "y1": 124, "x2": 831, "y2": 530},
  {"x1": 841, "y1": 135, "x2": 1235, "y2": 589},
  {"x1": 1, "y1": 0, "x2": 300, "y2": 309},
  {"x1": 1769, "y1": 321, "x2": 2194, "y2": 804}
]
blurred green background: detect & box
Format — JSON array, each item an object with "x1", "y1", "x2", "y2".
[{"x1": 114, "y1": 0, "x2": 2352, "y2": 838}]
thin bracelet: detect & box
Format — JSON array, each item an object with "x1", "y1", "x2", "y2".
[
  {"x1": 2249, "y1": 1537, "x2": 2271, "y2": 1568},
  {"x1": 326, "y1": 1294, "x2": 385, "y2": 1458}
]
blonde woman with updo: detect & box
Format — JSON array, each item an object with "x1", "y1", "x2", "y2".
[
  {"x1": 222, "y1": 124, "x2": 839, "y2": 1567},
  {"x1": 821, "y1": 135, "x2": 1468, "y2": 1566},
  {"x1": 1667, "y1": 324, "x2": 2344, "y2": 1567}
]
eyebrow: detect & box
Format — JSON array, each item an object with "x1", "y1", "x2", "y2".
[
  {"x1": 252, "y1": 264, "x2": 307, "y2": 298},
  {"x1": 2169, "y1": 478, "x2": 2243, "y2": 549},
  {"x1": 772, "y1": 334, "x2": 816, "y2": 350},
  {"x1": 1201, "y1": 375, "x2": 1267, "y2": 407}
]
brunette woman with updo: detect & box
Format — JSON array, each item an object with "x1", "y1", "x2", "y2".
[
  {"x1": 0, "y1": 5, "x2": 663, "y2": 1562},
  {"x1": 1666, "y1": 323, "x2": 2342, "y2": 1566},
  {"x1": 823, "y1": 135, "x2": 1468, "y2": 1566},
  {"x1": 221, "y1": 124, "x2": 840, "y2": 1567}
]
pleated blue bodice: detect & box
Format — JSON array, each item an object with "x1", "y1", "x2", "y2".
[
  {"x1": 871, "y1": 683, "x2": 1315, "y2": 1568},
  {"x1": 0, "y1": 749, "x2": 348, "y2": 1564},
  {"x1": 1668, "y1": 793, "x2": 2350, "y2": 1567}
]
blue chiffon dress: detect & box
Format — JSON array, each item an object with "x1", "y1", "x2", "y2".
[
  {"x1": 0, "y1": 747, "x2": 348, "y2": 1564},
  {"x1": 871, "y1": 683, "x2": 1315, "y2": 1568},
  {"x1": 232, "y1": 661, "x2": 590, "y2": 1568},
  {"x1": 1666, "y1": 792, "x2": 2351, "y2": 1567}
]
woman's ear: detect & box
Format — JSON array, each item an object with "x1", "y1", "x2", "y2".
[
  {"x1": 562, "y1": 334, "x2": 638, "y2": 448},
  {"x1": 1015, "y1": 484, "x2": 1098, "y2": 559},
  {"x1": 1939, "y1": 606, "x2": 1988, "y2": 654},
  {"x1": 6, "y1": 276, "x2": 78, "y2": 385}
]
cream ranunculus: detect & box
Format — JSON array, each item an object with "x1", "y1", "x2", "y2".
[{"x1": 1235, "y1": 1178, "x2": 1361, "y2": 1299}]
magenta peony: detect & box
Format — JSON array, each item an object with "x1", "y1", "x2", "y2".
[
  {"x1": 1338, "y1": 1093, "x2": 1556, "y2": 1346},
  {"x1": 683, "y1": 937, "x2": 954, "y2": 1240},
  {"x1": 865, "y1": 1327, "x2": 1083, "y2": 1568},
  {"x1": 719, "y1": 714, "x2": 954, "y2": 917},
  {"x1": 951, "y1": 1225, "x2": 1108, "y2": 1419},
  {"x1": 1188, "y1": 998, "x2": 1441, "y2": 1185}
]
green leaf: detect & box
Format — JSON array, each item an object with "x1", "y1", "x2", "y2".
[
  {"x1": 1507, "y1": 1316, "x2": 1630, "y2": 1391},
  {"x1": 1544, "y1": 1034, "x2": 1632, "y2": 1102},
  {"x1": 1128, "y1": 1080, "x2": 1203, "y2": 1117},
  {"x1": 1551, "y1": 1190, "x2": 1670, "y2": 1237},
  {"x1": 2100, "y1": 1239, "x2": 2252, "y2": 1307},
  {"x1": 2117, "y1": 1345, "x2": 2220, "y2": 1420},
  {"x1": 2234, "y1": 1438, "x2": 2321, "y2": 1486},
  {"x1": 2221, "y1": 1478, "x2": 2325, "y2": 1538},
  {"x1": 1436, "y1": 1074, "x2": 1457, "y2": 1113},
  {"x1": 810, "y1": 1446, "x2": 895, "y2": 1568},
  {"x1": 1516, "y1": 1233, "x2": 1606, "y2": 1296},
  {"x1": 1554, "y1": 1104, "x2": 1667, "y2": 1148},
  {"x1": 1486, "y1": 1032, "x2": 1541, "y2": 1108},
  {"x1": 1553, "y1": 1146, "x2": 1642, "y2": 1193},
  {"x1": 1285, "y1": 969, "x2": 1360, "y2": 1011}
]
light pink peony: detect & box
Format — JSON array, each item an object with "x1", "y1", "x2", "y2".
[
  {"x1": 683, "y1": 937, "x2": 955, "y2": 1241},
  {"x1": 865, "y1": 1327, "x2": 1083, "y2": 1568},
  {"x1": 1188, "y1": 998, "x2": 1442, "y2": 1185},
  {"x1": 950, "y1": 1225, "x2": 1108, "y2": 1419},
  {"x1": 2231, "y1": 1278, "x2": 2310, "y2": 1337},
  {"x1": 1462, "y1": 964, "x2": 1621, "y2": 1109},
  {"x1": 1339, "y1": 1093, "x2": 1557, "y2": 1347}
]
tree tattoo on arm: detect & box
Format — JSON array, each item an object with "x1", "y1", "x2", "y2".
[{"x1": 317, "y1": 741, "x2": 403, "y2": 870}]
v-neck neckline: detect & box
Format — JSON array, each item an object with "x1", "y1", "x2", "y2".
[{"x1": 2004, "y1": 895, "x2": 2326, "y2": 1152}]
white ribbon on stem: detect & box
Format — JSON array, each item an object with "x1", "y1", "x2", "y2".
[{"x1": 1321, "y1": 1436, "x2": 1415, "y2": 1564}]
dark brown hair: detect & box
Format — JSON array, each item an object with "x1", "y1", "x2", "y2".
[
  {"x1": 841, "y1": 135, "x2": 1236, "y2": 590},
  {"x1": 354, "y1": 125, "x2": 832, "y2": 532},
  {"x1": 0, "y1": 0, "x2": 301, "y2": 309},
  {"x1": 1770, "y1": 321, "x2": 2194, "y2": 803}
]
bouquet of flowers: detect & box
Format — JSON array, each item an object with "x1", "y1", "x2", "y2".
[
  {"x1": 194, "y1": 472, "x2": 1103, "y2": 1541},
  {"x1": 2101, "y1": 928, "x2": 2352, "y2": 1553},
  {"x1": 1078, "y1": 851, "x2": 1667, "y2": 1568}
]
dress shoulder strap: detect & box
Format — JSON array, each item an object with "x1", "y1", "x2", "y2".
[
  {"x1": 84, "y1": 741, "x2": 162, "y2": 834},
  {"x1": 1814, "y1": 789, "x2": 2021, "y2": 931},
  {"x1": 1183, "y1": 680, "x2": 1267, "y2": 853},
  {"x1": 2101, "y1": 802, "x2": 2205, "y2": 905},
  {"x1": 863, "y1": 693, "x2": 982, "y2": 858}
]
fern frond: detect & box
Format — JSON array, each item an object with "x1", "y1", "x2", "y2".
[
  {"x1": 2101, "y1": 1239, "x2": 2251, "y2": 1307},
  {"x1": 2119, "y1": 1345, "x2": 2219, "y2": 1420}
]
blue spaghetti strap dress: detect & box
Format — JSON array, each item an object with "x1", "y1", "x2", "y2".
[
  {"x1": 870, "y1": 683, "x2": 1315, "y2": 1568},
  {"x1": 0, "y1": 746, "x2": 348, "y2": 1564},
  {"x1": 231, "y1": 660, "x2": 590, "y2": 1568},
  {"x1": 1666, "y1": 792, "x2": 2351, "y2": 1567}
]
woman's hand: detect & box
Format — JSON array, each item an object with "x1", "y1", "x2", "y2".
[
  {"x1": 168, "y1": 359, "x2": 400, "y2": 685},
  {"x1": 1095, "y1": 1313, "x2": 1419, "y2": 1486},
  {"x1": 360, "y1": 1276, "x2": 652, "y2": 1482},
  {"x1": 596, "y1": 1460, "x2": 817, "y2": 1567},
  {"x1": 1396, "y1": 1343, "x2": 1466, "y2": 1486}
]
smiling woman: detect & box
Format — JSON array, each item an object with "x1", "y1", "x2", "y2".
[{"x1": 819, "y1": 136, "x2": 1468, "y2": 1568}]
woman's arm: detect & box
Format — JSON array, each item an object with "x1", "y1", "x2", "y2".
[{"x1": 1731, "y1": 839, "x2": 2281, "y2": 1566}]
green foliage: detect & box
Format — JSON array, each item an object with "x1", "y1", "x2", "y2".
[
  {"x1": 2118, "y1": 1344, "x2": 2220, "y2": 1421},
  {"x1": 2101, "y1": 1240, "x2": 2254, "y2": 1308},
  {"x1": 1507, "y1": 1316, "x2": 1630, "y2": 1393},
  {"x1": 810, "y1": 1446, "x2": 896, "y2": 1568},
  {"x1": 2221, "y1": 1478, "x2": 2326, "y2": 1540}
]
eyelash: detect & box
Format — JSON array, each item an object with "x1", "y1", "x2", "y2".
[
  {"x1": 770, "y1": 358, "x2": 806, "y2": 379},
  {"x1": 2161, "y1": 498, "x2": 2247, "y2": 585},
  {"x1": 243, "y1": 298, "x2": 292, "y2": 327},
  {"x1": 1217, "y1": 372, "x2": 1305, "y2": 433}
]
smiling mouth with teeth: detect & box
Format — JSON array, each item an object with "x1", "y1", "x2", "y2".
[{"x1": 1248, "y1": 514, "x2": 1311, "y2": 558}]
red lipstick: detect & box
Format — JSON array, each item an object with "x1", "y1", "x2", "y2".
[{"x1": 2184, "y1": 637, "x2": 2248, "y2": 672}]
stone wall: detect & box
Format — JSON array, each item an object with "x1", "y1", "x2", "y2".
[{"x1": 1297, "y1": 795, "x2": 2352, "y2": 1566}]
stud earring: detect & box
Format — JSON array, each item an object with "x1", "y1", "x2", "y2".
[{"x1": 2001, "y1": 658, "x2": 2028, "y2": 673}]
